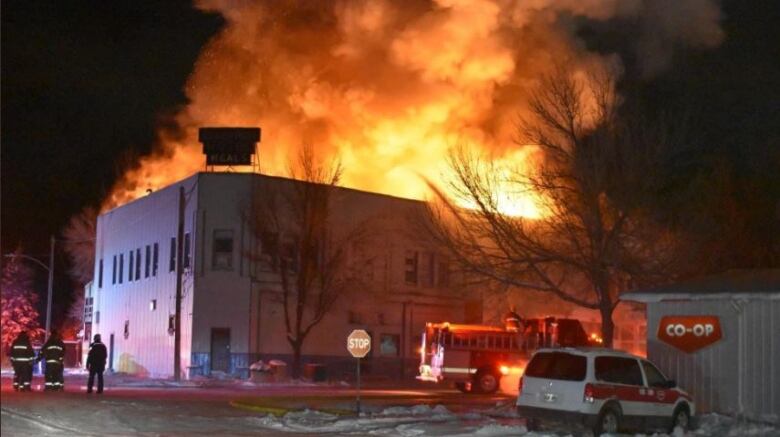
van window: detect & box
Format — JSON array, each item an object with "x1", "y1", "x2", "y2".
[
  {"x1": 595, "y1": 356, "x2": 643, "y2": 386},
  {"x1": 641, "y1": 360, "x2": 667, "y2": 388},
  {"x1": 525, "y1": 352, "x2": 586, "y2": 381}
]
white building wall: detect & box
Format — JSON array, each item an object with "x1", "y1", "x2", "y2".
[
  {"x1": 189, "y1": 173, "x2": 254, "y2": 373},
  {"x1": 93, "y1": 172, "x2": 474, "y2": 378},
  {"x1": 93, "y1": 175, "x2": 198, "y2": 377},
  {"x1": 646, "y1": 298, "x2": 780, "y2": 421}
]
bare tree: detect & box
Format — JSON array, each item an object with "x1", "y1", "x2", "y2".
[
  {"x1": 245, "y1": 147, "x2": 365, "y2": 377},
  {"x1": 423, "y1": 66, "x2": 680, "y2": 346},
  {"x1": 61, "y1": 207, "x2": 97, "y2": 338},
  {"x1": 62, "y1": 207, "x2": 98, "y2": 284}
]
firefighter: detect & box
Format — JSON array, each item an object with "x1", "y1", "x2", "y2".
[
  {"x1": 504, "y1": 306, "x2": 523, "y2": 332},
  {"x1": 86, "y1": 334, "x2": 107, "y2": 394},
  {"x1": 10, "y1": 331, "x2": 35, "y2": 392},
  {"x1": 41, "y1": 329, "x2": 66, "y2": 391}
]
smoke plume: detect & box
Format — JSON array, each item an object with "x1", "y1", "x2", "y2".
[{"x1": 106, "y1": 0, "x2": 723, "y2": 212}]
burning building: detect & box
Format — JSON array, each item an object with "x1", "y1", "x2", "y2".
[{"x1": 87, "y1": 171, "x2": 481, "y2": 379}]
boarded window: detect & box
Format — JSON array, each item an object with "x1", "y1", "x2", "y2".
[
  {"x1": 118, "y1": 254, "x2": 124, "y2": 284},
  {"x1": 169, "y1": 237, "x2": 176, "y2": 272},
  {"x1": 153, "y1": 243, "x2": 159, "y2": 276},
  {"x1": 212, "y1": 229, "x2": 234, "y2": 270},
  {"x1": 135, "y1": 248, "x2": 141, "y2": 280},
  {"x1": 184, "y1": 233, "x2": 191, "y2": 268},
  {"x1": 129, "y1": 251, "x2": 134, "y2": 282},
  {"x1": 145, "y1": 245, "x2": 151, "y2": 278},
  {"x1": 98, "y1": 259, "x2": 104, "y2": 288}
]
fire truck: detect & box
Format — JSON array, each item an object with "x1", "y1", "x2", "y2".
[{"x1": 418, "y1": 317, "x2": 597, "y2": 393}]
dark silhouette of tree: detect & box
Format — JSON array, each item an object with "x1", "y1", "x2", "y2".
[
  {"x1": 61, "y1": 206, "x2": 97, "y2": 339},
  {"x1": 423, "y1": 66, "x2": 680, "y2": 347},
  {"x1": 245, "y1": 147, "x2": 366, "y2": 377}
]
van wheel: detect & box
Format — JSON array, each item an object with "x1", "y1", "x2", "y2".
[
  {"x1": 670, "y1": 405, "x2": 690, "y2": 433},
  {"x1": 474, "y1": 370, "x2": 499, "y2": 394},
  {"x1": 593, "y1": 405, "x2": 620, "y2": 435}
]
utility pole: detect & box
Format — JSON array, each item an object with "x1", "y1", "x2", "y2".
[
  {"x1": 45, "y1": 235, "x2": 55, "y2": 340},
  {"x1": 174, "y1": 186, "x2": 185, "y2": 381}
]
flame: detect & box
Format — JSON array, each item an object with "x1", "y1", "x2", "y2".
[{"x1": 105, "y1": 0, "x2": 723, "y2": 215}]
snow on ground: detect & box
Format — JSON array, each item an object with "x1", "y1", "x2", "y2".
[{"x1": 249, "y1": 405, "x2": 779, "y2": 437}]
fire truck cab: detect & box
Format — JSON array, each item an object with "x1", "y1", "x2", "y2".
[{"x1": 418, "y1": 318, "x2": 595, "y2": 393}]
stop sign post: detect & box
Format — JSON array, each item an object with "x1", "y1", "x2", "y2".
[{"x1": 347, "y1": 330, "x2": 371, "y2": 414}]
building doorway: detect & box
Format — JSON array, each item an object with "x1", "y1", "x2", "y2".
[{"x1": 210, "y1": 328, "x2": 231, "y2": 373}]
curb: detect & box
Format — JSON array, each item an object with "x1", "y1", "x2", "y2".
[{"x1": 229, "y1": 400, "x2": 353, "y2": 417}]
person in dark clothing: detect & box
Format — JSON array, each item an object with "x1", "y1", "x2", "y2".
[
  {"x1": 10, "y1": 331, "x2": 35, "y2": 392},
  {"x1": 41, "y1": 329, "x2": 66, "y2": 391},
  {"x1": 86, "y1": 334, "x2": 107, "y2": 394}
]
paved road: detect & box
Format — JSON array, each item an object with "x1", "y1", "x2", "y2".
[{"x1": 1, "y1": 374, "x2": 520, "y2": 436}]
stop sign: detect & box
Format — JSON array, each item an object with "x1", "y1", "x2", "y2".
[{"x1": 347, "y1": 329, "x2": 371, "y2": 358}]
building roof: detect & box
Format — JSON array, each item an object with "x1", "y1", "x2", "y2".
[{"x1": 621, "y1": 269, "x2": 780, "y2": 303}]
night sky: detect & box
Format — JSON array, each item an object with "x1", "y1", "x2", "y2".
[
  {"x1": 2, "y1": 1, "x2": 221, "y2": 324},
  {"x1": 2, "y1": 1, "x2": 779, "y2": 322}
]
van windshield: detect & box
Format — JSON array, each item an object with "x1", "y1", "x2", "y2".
[{"x1": 525, "y1": 352, "x2": 586, "y2": 381}]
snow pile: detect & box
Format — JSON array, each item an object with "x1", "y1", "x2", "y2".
[
  {"x1": 249, "y1": 361, "x2": 271, "y2": 372},
  {"x1": 379, "y1": 405, "x2": 453, "y2": 417},
  {"x1": 251, "y1": 405, "x2": 460, "y2": 435},
  {"x1": 693, "y1": 413, "x2": 778, "y2": 436},
  {"x1": 248, "y1": 406, "x2": 780, "y2": 437}
]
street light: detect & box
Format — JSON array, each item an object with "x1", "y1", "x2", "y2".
[{"x1": 3, "y1": 236, "x2": 55, "y2": 339}]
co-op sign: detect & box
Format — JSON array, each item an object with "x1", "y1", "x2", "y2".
[{"x1": 657, "y1": 315, "x2": 723, "y2": 353}]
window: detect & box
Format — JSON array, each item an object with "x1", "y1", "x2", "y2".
[
  {"x1": 212, "y1": 229, "x2": 234, "y2": 270},
  {"x1": 380, "y1": 334, "x2": 400, "y2": 356},
  {"x1": 281, "y1": 241, "x2": 299, "y2": 272},
  {"x1": 145, "y1": 245, "x2": 151, "y2": 278},
  {"x1": 112, "y1": 256, "x2": 117, "y2": 284},
  {"x1": 642, "y1": 361, "x2": 668, "y2": 388},
  {"x1": 183, "y1": 233, "x2": 191, "y2": 269},
  {"x1": 168, "y1": 315, "x2": 175, "y2": 335},
  {"x1": 348, "y1": 311, "x2": 363, "y2": 324},
  {"x1": 124, "y1": 320, "x2": 130, "y2": 339},
  {"x1": 525, "y1": 352, "x2": 587, "y2": 381},
  {"x1": 404, "y1": 251, "x2": 418, "y2": 285},
  {"x1": 437, "y1": 256, "x2": 450, "y2": 286},
  {"x1": 152, "y1": 243, "x2": 159, "y2": 276},
  {"x1": 595, "y1": 356, "x2": 644, "y2": 386},
  {"x1": 118, "y1": 254, "x2": 124, "y2": 284},
  {"x1": 129, "y1": 251, "x2": 134, "y2": 282},
  {"x1": 169, "y1": 237, "x2": 176, "y2": 272},
  {"x1": 95, "y1": 311, "x2": 100, "y2": 324},
  {"x1": 98, "y1": 259, "x2": 104, "y2": 288},
  {"x1": 149, "y1": 299, "x2": 157, "y2": 311},
  {"x1": 135, "y1": 248, "x2": 141, "y2": 280},
  {"x1": 422, "y1": 252, "x2": 435, "y2": 287}
]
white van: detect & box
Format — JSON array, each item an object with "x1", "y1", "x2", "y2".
[{"x1": 516, "y1": 347, "x2": 695, "y2": 435}]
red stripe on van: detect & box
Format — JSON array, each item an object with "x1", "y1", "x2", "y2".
[{"x1": 589, "y1": 384, "x2": 683, "y2": 404}]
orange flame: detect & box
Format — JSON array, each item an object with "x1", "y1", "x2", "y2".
[{"x1": 105, "y1": 0, "x2": 723, "y2": 214}]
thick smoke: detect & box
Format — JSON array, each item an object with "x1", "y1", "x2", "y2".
[{"x1": 106, "y1": 0, "x2": 722, "y2": 209}]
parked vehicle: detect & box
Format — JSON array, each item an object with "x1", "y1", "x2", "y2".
[
  {"x1": 516, "y1": 347, "x2": 695, "y2": 435},
  {"x1": 418, "y1": 317, "x2": 596, "y2": 393}
]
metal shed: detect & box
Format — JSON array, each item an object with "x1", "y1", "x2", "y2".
[{"x1": 621, "y1": 269, "x2": 780, "y2": 423}]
